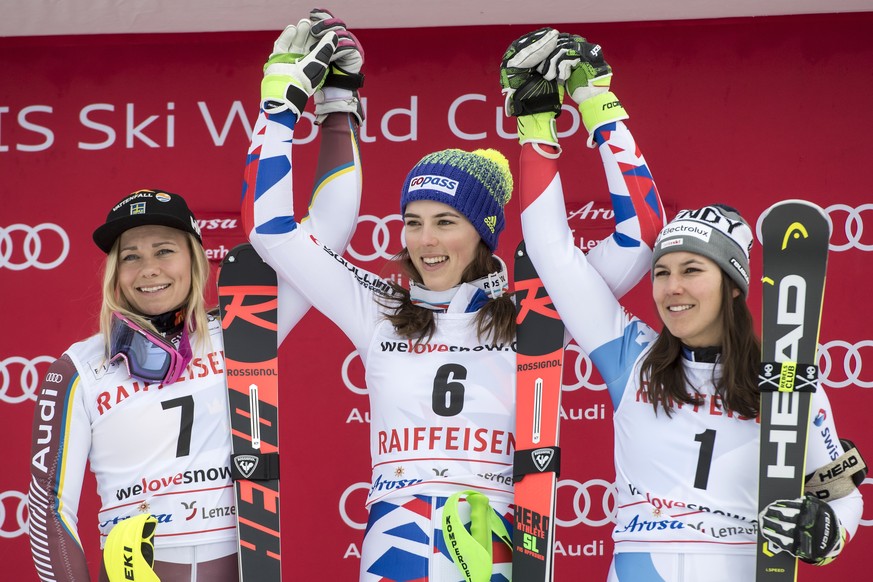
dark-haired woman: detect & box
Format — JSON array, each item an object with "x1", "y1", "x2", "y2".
[{"x1": 517, "y1": 35, "x2": 864, "y2": 581}]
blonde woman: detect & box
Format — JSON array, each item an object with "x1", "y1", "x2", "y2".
[{"x1": 27, "y1": 70, "x2": 362, "y2": 582}]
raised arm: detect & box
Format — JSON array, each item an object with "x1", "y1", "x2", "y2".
[
  {"x1": 241, "y1": 16, "x2": 384, "y2": 353},
  {"x1": 507, "y1": 32, "x2": 665, "y2": 298},
  {"x1": 503, "y1": 30, "x2": 663, "y2": 404},
  {"x1": 246, "y1": 11, "x2": 364, "y2": 343}
]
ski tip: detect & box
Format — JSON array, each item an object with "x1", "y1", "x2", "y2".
[
  {"x1": 761, "y1": 199, "x2": 826, "y2": 215},
  {"x1": 755, "y1": 199, "x2": 832, "y2": 243},
  {"x1": 220, "y1": 242, "x2": 254, "y2": 265}
]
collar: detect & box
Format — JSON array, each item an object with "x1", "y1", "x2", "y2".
[
  {"x1": 681, "y1": 345, "x2": 722, "y2": 363},
  {"x1": 145, "y1": 307, "x2": 186, "y2": 334},
  {"x1": 409, "y1": 256, "x2": 509, "y2": 313}
]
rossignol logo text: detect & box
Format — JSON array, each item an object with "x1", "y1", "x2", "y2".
[
  {"x1": 408, "y1": 175, "x2": 459, "y2": 196},
  {"x1": 226, "y1": 368, "x2": 277, "y2": 377},
  {"x1": 517, "y1": 358, "x2": 561, "y2": 372}
]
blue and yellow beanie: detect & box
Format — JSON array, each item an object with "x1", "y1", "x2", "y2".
[{"x1": 400, "y1": 148, "x2": 513, "y2": 251}]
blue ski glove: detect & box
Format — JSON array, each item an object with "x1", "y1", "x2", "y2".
[
  {"x1": 759, "y1": 493, "x2": 845, "y2": 565},
  {"x1": 310, "y1": 8, "x2": 365, "y2": 124},
  {"x1": 262, "y1": 18, "x2": 338, "y2": 116}
]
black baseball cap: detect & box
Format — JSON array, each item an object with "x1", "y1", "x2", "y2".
[{"x1": 92, "y1": 189, "x2": 203, "y2": 253}]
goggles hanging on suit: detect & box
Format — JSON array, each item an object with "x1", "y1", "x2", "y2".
[{"x1": 109, "y1": 311, "x2": 192, "y2": 384}]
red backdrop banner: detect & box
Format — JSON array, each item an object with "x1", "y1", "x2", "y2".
[{"x1": 2, "y1": 13, "x2": 871, "y2": 580}]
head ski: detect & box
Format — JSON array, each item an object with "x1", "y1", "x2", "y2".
[{"x1": 756, "y1": 200, "x2": 830, "y2": 581}]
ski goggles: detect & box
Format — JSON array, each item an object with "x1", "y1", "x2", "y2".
[{"x1": 109, "y1": 311, "x2": 192, "y2": 385}]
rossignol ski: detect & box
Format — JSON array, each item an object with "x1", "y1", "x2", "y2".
[
  {"x1": 512, "y1": 240, "x2": 566, "y2": 581},
  {"x1": 218, "y1": 243, "x2": 282, "y2": 581},
  {"x1": 755, "y1": 200, "x2": 830, "y2": 582}
]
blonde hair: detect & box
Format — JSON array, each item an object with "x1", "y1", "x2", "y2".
[{"x1": 99, "y1": 232, "x2": 213, "y2": 357}]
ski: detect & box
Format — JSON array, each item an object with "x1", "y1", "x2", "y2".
[
  {"x1": 755, "y1": 200, "x2": 830, "y2": 582},
  {"x1": 218, "y1": 243, "x2": 282, "y2": 581},
  {"x1": 512, "y1": 240, "x2": 566, "y2": 581}
]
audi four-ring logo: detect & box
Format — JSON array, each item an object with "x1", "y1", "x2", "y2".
[
  {"x1": 1, "y1": 356, "x2": 55, "y2": 404},
  {"x1": 861, "y1": 478, "x2": 873, "y2": 527},
  {"x1": 562, "y1": 343, "x2": 606, "y2": 392},
  {"x1": 347, "y1": 214, "x2": 405, "y2": 262},
  {"x1": 338, "y1": 482, "x2": 370, "y2": 529},
  {"x1": 819, "y1": 340, "x2": 872, "y2": 389},
  {"x1": 0, "y1": 490, "x2": 28, "y2": 538},
  {"x1": 337, "y1": 481, "x2": 873, "y2": 529},
  {"x1": 0, "y1": 223, "x2": 70, "y2": 270},
  {"x1": 754, "y1": 203, "x2": 872, "y2": 252},
  {"x1": 342, "y1": 350, "x2": 368, "y2": 395},
  {"x1": 825, "y1": 203, "x2": 873, "y2": 252},
  {"x1": 556, "y1": 479, "x2": 617, "y2": 528},
  {"x1": 337, "y1": 478, "x2": 617, "y2": 531}
]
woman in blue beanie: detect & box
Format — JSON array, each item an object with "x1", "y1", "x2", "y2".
[{"x1": 243, "y1": 18, "x2": 664, "y2": 581}]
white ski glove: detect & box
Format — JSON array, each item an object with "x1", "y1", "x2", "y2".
[{"x1": 261, "y1": 18, "x2": 338, "y2": 116}]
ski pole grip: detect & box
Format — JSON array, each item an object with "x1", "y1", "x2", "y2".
[
  {"x1": 758, "y1": 361, "x2": 818, "y2": 393},
  {"x1": 230, "y1": 452, "x2": 280, "y2": 481},
  {"x1": 513, "y1": 446, "x2": 561, "y2": 482}
]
